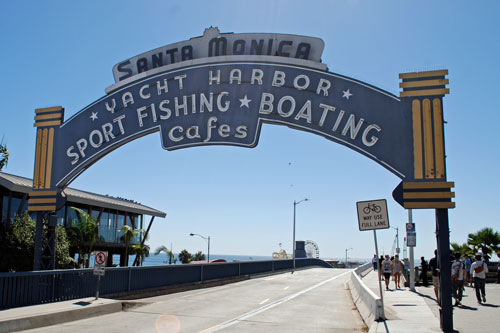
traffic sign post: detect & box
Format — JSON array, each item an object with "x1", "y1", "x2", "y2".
[
  {"x1": 407, "y1": 210, "x2": 416, "y2": 291},
  {"x1": 93, "y1": 251, "x2": 108, "y2": 300},
  {"x1": 356, "y1": 199, "x2": 389, "y2": 320}
]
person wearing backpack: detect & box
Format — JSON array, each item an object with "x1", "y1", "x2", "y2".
[{"x1": 470, "y1": 253, "x2": 489, "y2": 304}]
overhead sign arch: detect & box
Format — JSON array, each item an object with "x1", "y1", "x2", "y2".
[
  {"x1": 56, "y1": 61, "x2": 409, "y2": 187},
  {"x1": 30, "y1": 28, "x2": 451, "y2": 190},
  {"x1": 28, "y1": 27, "x2": 456, "y2": 330},
  {"x1": 29, "y1": 27, "x2": 455, "y2": 212}
]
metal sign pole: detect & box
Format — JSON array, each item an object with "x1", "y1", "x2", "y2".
[
  {"x1": 408, "y1": 209, "x2": 415, "y2": 291},
  {"x1": 95, "y1": 275, "x2": 101, "y2": 300},
  {"x1": 373, "y1": 230, "x2": 385, "y2": 319},
  {"x1": 436, "y1": 208, "x2": 453, "y2": 332}
]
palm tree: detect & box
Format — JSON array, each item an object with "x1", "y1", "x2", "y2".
[
  {"x1": 0, "y1": 143, "x2": 8, "y2": 171},
  {"x1": 68, "y1": 207, "x2": 98, "y2": 268},
  {"x1": 467, "y1": 227, "x2": 500, "y2": 261},
  {"x1": 450, "y1": 242, "x2": 473, "y2": 256},
  {"x1": 178, "y1": 249, "x2": 192, "y2": 264},
  {"x1": 121, "y1": 225, "x2": 142, "y2": 266},
  {"x1": 193, "y1": 251, "x2": 206, "y2": 261},
  {"x1": 133, "y1": 243, "x2": 150, "y2": 266},
  {"x1": 155, "y1": 245, "x2": 175, "y2": 264}
]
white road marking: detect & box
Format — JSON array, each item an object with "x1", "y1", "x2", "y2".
[
  {"x1": 156, "y1": 283, "x2": 235, "y2": 304},
  {"x1": 259, "y1": 298, "x2": 270, "y2": 305},
  {"x1": 199, "y1": 270, "x2": 351, "y2": 332},
  {"x1": 284, "y1": 286, "x2": 289, "y2": 290}
]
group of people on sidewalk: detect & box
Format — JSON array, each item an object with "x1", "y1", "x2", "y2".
[
  {"x1": 372, "y1": 254, "x2": 404, "y2": 290},
  {"x1": 420, "y1": 250, "x2": 490, "y2": 306},
  {"x1": 372, "y1": 250, "x2": 497, "y2": 307}
]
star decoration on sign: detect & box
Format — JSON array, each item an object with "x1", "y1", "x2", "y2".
[
  {"x1": 90, "y1": 112, "x2": 98, "y2": 121},
  {"x1": 342, "y1": 89, "x2": 353, "y2": 100},
  {"x1": 239, "y1": 95, "x2": 251, "y2": 108}
]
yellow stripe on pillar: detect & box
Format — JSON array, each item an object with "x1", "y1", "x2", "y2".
[
  {"x1": 34, "y1": 129, "x2": 42, "y2": 189},
  {"x1": 45, "y1": 128, "x2": 54, "y2": 189},
  {"x1": 39, "y1": 128, "x2": 48, "y2": 189},
  {"x1": 433, "y1": 98, "x2": 445, "y2": 178},
  {"x1": 412, "y1": 99, "x2": 423, "y2": 179},
  {"x1": 422, "y1": 99, "x2": 435, "y2": 178}
]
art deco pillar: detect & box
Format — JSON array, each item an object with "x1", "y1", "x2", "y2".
[{"x1": 30, "y1": 106, "x2": 64, "y2": 270}]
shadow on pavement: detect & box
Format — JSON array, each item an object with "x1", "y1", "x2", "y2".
[
  {"x1": 480, "y1": 303, "x2": 499, "y2": 308},
  {"x1": 413, "y1": 290, "x2": 438, "y2": 303},
  {"x1": 456, "y1": 304, "x2": 477, "y2": 311}
]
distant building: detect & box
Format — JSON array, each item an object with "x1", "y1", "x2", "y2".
[{"x1": 0, "y1": 172, "x2": 166, "y2": 266}]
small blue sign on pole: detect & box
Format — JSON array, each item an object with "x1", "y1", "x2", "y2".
[{"x1": 407, "y1": 231, "x2": 416, "y2": 247}]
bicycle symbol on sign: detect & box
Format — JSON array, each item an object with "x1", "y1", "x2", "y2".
[{"x1": 363, "y1": 203, "x2": 381, "y2": 214}]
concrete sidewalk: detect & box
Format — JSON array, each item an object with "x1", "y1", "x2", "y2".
[
  {"x1": 416, "y1": 280, "x2": 500, "y2": 332},
  {"x1": 361, "y1": 270, "x2": 441, "y2": 332},
  {"x1": 0, "y1": 297, "x2": 126, "y2": 333}
]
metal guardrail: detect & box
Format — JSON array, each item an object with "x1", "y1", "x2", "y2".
[{"x1": 0, "y1": 258, "x2": 331, "y2": 309}]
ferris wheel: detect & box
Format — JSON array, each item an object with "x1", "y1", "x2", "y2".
[{"x1": 305, "y1": 240, "x2": 320, "y2": 259}]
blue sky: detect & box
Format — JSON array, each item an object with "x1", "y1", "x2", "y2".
[{"x1": 1, "y1": 1, "x2": 499, "y2": 261}]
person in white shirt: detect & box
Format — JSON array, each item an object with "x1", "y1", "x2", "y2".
[
  {"x1": 381, "y1": 255, "x2": 392, "y2": 290},
  {"x1": 450, "y1": 252, "x2": 465, "y2": 306},
  {"x1": 470, "y1": 253, "x2": 489, "y2": 304}
]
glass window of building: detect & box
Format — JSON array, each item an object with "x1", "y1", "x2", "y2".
[
  {"x1": 117, "y1": 213, "x2": 125, "y2": 229},
  {"x1": 1, "y1": 194, "x2": 8, "y2": 223},
  {"x1": 56, "y1": 206, "x2": 66, "y2": 226},
  {"x1": 109, "y1": 211, "x2": 116, "y2": 242},
  {"x1": 10, "y1": 196, "x2": 22, "y2": 220},
  {"x1": 66, "y1": 207, "x2": 78, "y2": 226},
  {"x1": 91, "y1": 207, "x2": 100, "y2": 222},
  {"x1": 127, "y1": 214, "x2": 135, "y2": 228},
  {"x1": 109, "y1": 211, "x2": 116, "y2": 228},
  {"x1": 98, "y1": 209, "x2": 114, "y2": 243},
  {"x1": 100, "y1": 210, "x2": 109, "y2": 227}
]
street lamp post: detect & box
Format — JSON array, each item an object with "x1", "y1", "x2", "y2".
[
  {"x1": 392, "y1": 227, "x2": 400, "y2": 255},
  {"x1": 345, "y1": 248, "x2": 353, "y2": 267},
  {"x1": 293, "y1": 198, "x2": 309, "y2": 273},
  {"x1": 190, "y1": 233, "x2": 210, "y2": 262}
]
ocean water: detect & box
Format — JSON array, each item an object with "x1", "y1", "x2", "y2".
[{"x1": 109, "y1": 253, "x2": 273, "y2": 266}]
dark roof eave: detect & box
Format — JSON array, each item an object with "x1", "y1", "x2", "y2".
[{"x1": 0, "y1": 172, "x2": 166, "y2": 218}]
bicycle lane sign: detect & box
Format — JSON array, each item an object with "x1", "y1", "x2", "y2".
[{"x1": 356, "y1": 199, "x2": 390, "y2": 231}]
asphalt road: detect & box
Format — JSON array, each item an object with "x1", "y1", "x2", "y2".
[{"x1": 23, "y1": 268, "x2": 365, "y2": 333}]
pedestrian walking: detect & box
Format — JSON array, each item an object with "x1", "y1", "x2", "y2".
[
  {"x1": 379, "y1": 255, "x2": 384, "y2": 280},
  {"x1": 471, "y1": 253, "x2": 488, "y2": 304},
  {"x1": 451, "y1": 252, "x2": 465, "y2": 306},
  {"x1": 497, "y1": 252, "x2": 500, "y2": 284},
  {"x1": 372, "y1": 254, "x2": 378, "y2": 271},
  {"x1": 382, "y1": 254, "x2": 392, "y2": 290},
  {"x1": 391, "y1": 254, "x2": 403, "y2": 289},
  {"x1": 464, "y1": 254, "x2": 472, "y2": 287},
  {"x1": 420, "y1": 256, "x2": 429, "y2": 287},
  {"x1": 428, "y1": 249, "x2": 440, "y2": 304}
]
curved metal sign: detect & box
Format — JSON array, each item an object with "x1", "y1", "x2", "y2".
[
  {"x1": 29, "y1": 29, "x2": 453, "y2": 212},
  {"x1": 57, "y1": 62, "x2": 410, "y2": 187}
]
